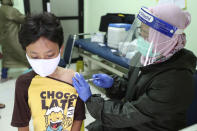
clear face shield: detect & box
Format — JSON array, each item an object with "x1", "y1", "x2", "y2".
[{"x1": 120, "y1": 7, "x2": 183, "y2": 67}]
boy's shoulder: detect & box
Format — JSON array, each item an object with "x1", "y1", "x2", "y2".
[
  {"x1": 16, "y1": 71, "x2": 36, "y2": 90},
  {"x1": 58, "y1": 67, "x2": 75, "y2": 85},
  {"x1": 61, "y1": 68, "x2": 75, "y2": 76},
  {"x1": 17, "y1": 70, "x2": 36, "y2": 82}
]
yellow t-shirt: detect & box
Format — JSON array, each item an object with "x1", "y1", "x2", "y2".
[{"x1": 11, "y1": 71, "x2": 85, "y2": 131}]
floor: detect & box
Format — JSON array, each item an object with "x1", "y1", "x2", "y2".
[{"x1": 0, "y1": 58, "x2": 106, "y2": 131}]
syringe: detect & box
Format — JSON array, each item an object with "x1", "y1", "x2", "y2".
[{"x1": 85, "y1": 78, "x2": 100, "y2": 82}]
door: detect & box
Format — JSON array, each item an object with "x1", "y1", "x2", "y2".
[{"x1": 43, "y1": 0, "x2": 84, "y2": 42}]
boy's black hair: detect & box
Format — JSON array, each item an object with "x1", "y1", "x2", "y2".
[{"x1": 19, "y1": 12, "x2": 64, "y2": 50}]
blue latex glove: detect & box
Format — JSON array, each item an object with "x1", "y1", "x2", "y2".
[
  {"x1": 72, "y1": 73, "x2": 92, "y2": 102},
  {"x1": 92, "y1": 73, "x2": 114, "y2": 88}
]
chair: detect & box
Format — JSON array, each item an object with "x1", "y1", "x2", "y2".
[
  {"x1": 59, "y1": 35, "x2": 76, "y2": 68},
  {"x1": 59, "y1": 33, "x2": 92, "y2": 68},
  {"x1": 186, "y1": 70, "x2": 197, "y2": 126}
]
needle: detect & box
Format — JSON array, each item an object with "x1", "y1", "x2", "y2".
[{"x1": 85, "y1": 78, "x2": 100, "y2": 82}]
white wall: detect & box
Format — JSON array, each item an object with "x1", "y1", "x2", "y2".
[
  {"x1": 84, "y1": 0, "x2": 197, "y2": 56},
  {"x1": 0, "y1": 0, "x2": 25, "y2": 14},
  {"x1": 13, "y1": 0, "x2": 25, "y2": 14},
  {"x1": 184, "y1": 0, "x2": 197, "y2": 56},
  {"x1": 84, "y1": 0, "x2": 157, "y2": 33}
]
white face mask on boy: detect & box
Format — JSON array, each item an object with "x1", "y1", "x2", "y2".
[{"x1": 26, "y1": 53, "x2": 60, "y2": 77}]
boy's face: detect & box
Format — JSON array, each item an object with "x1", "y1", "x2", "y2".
[{"x1": 26, "y1": 37, "x2": 59, "y2": 59}]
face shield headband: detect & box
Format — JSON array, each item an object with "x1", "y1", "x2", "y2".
[{"x1": 137, "y1": 7, "x2": 184, "y2": 37}]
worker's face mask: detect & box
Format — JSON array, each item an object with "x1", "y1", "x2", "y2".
[
  {"x1": 26, "y1": 53, "x2": 60, "y2": 77},
  {"x1": 120, "y1": 7, "x2": 184, "y2": 67},
  {"x1": 136, "y1": 36, "x2": 159, "y2": 57}
]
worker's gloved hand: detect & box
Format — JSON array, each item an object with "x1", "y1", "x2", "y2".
[
  {"x1": 92, "y1": 73, "x2": 114, "y2": 88},
  {"x1": 72, "y1": 73, "x2": 92, "y2": 102}
]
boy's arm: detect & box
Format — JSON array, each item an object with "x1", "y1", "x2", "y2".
[
  {"x1": 11, "y1": 74, "x2": 32, "y2": 128},
  {"x1": 18, "y1": 126, "x2": 29, "y2": 131},
  {"x1": 71, "y1": 120, "x2": 83, "y2": 131},
  {"x1": 61, "y1": 68, "x2": 85, "y2": 131}
]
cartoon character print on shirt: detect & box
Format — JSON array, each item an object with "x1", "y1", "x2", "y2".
[
  {"x1": 44, "y1": 106, "x2": 75, "y2": 131},
  {"x1": 40, "y1": 91, "x2": 78, "y2": 131},
  {"x1": 45, "y1": 106, "x2": 64, "y2": 131}
]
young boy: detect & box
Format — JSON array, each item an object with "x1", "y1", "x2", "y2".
[{"x1": 11, "y1": 13, "x2": 85, "y2": 131}]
